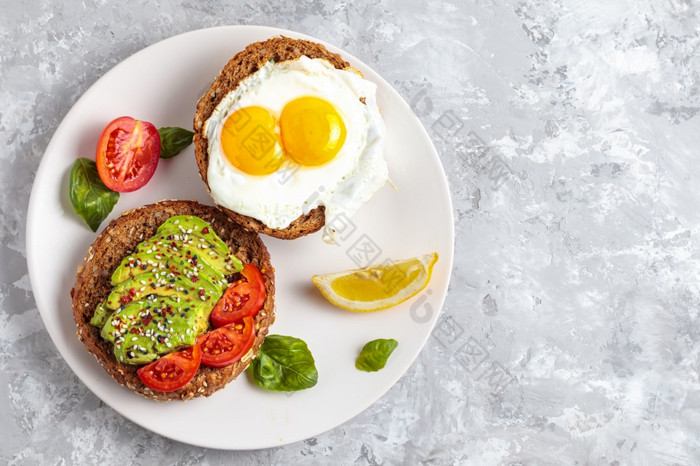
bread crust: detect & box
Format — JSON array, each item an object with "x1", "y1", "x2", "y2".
[
  {"x1": 70, "y1": 200, "x2": 275, "y2": 401},
  {"x1": 193, "y1": 37, "x2": 351, "y2": 239}
]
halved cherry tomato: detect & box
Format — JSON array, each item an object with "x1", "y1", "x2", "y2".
[
  {"x1": 241, "y1": 263, "x2": 266, "y2": 291},
  {"x1": 137, "y1": 344, "x2": 201, "y2": 392},
  {"x1": 210, "y1": 264, "x2": 266, "y2": 328},
  {"x1": 198, "y1": 317, "x2": 255, "y2": 368},
  {"x1": 96, "y1": 116, "x2": 161, "y2": 192}
]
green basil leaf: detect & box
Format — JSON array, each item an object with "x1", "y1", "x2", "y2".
[
  {"x1": 69, "y1": 158, "x2": 119, "y2": 232},
  {"x1": 158, "y1": 126, "x2": 194, "y2": 159},
  {"x1": 355, "y1": 338, "x2": 398, "y2": 372},
  {"x1": 249, "y1": 334, "x2": 318, "y2": 391}
]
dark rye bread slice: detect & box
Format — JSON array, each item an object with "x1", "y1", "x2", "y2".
[
  {"x1": 193, "y1": 37, "x2": 352, "y2": 239},
  {"x1": 70, "y1": 200, "x2": 275, "y2": 401}
]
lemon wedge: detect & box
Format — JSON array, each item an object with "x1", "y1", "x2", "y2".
[{"x1": 311, "y1": 252, "x2": 439, "y2": 312}]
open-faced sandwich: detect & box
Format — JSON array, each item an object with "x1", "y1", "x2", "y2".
[
  {"x1": 193, "y1": 37, "x2": 388, "y2": 240},
  {"x1": 71, "y1": 200, "x2": 275, "y2": 401}
]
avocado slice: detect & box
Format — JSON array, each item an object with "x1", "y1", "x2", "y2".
[
  {"x1": 105, "y1": 271, "x2": 221, "y2": 311},
  {"x1": 135, "y1": 237, "x2": 242, "y2": 275},
  {"x1": 90, "y1": 302, "x2": 113, "y2": 328},
  {"x1": 111, "y1": 249, "x2": 228, "y2": 288},
  {"x1": 100, "y1": 296, "x2": 209, "y2": 364},
  {"x1": 155, "y1": 216, "x2": 231, "y2": 256}
]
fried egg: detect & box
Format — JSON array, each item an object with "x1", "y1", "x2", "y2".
[{"x1": 203, "y1": 56, "x2": 387, "y2": 232}]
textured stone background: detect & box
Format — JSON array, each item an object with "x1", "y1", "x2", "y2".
[{"x1": 2, "y1": 0, "x2": 700, "y2": 464}]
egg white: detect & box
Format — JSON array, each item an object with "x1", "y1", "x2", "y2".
[{"x1": 204, "y1": 56, "x2": 387, "y2": 231}]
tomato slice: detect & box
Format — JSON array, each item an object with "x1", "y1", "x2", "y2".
[
  {"x1": 210, "y1": 263, "x2": 266, "y2": 328},
  {"x1": 136, "y1": 344, "x2": 201, "y2": 392},
  {"x1": 241, "y1": 263, "x2": 266, "y2": 292},
  {"x1": 96, "y1": 116, "x2": 161, "y2": 192},
  {"x1": 198, "y1": 317, "x2": 256, "y2": 368}
]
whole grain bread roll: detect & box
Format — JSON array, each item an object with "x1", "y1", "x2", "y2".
[
  {"x1": 70, "y1": 200, "x2": 275, "y2": 401},
  {"x1": 193, "y1": 37, "x2": 353, "y2": 239}
]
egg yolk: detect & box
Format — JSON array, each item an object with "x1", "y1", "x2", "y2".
[
  {"x1": 279, "y1": 97, "x2": 346, "y2": 166},
  {"x1": 221, "y1": 106, "x2": 284, "y2": 175}
]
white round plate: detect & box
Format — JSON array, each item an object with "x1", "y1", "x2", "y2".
[{"x1": 26, "y1": 25, "x2": 454, "y2": 450}]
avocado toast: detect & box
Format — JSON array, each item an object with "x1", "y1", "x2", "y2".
[{"x1": 71, "y1": 200, "x2": 275, "y2": 401}]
